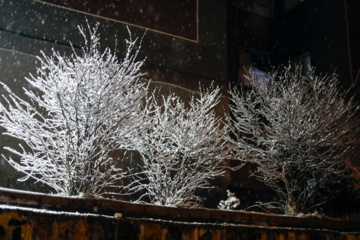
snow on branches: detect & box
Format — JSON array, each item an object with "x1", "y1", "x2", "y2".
[
  {"x1": 0, "y1": 22, "x2": 147, "y2": 197},
  {"x1": 230, "y1": 64, "x2": 360, "y2": 215},
  {"x1": 134, "y1": 86, "x2": 231, "y2": 206},
  {"x1": 218, "y1": 189, "x2": 240, "y2": 210}
]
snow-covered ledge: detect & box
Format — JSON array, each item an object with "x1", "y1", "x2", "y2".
[{"x1": 0, "y1": 187, "x2": 359, "y2": 233}]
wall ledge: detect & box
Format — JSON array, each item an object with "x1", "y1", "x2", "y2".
[{"x1": 0, "y1": 187, "x2": 359, "y2": 233}]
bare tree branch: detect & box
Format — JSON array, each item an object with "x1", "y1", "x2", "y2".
[
  {"x1": 0, "y1": 22, "x2": 147, "y2": 197},
  {"x1": 230, "y1": 64, "x2": 360, "y2": 215},
  {"x1": 133, "y1": 85, "x2": 232, "y2": 206}
]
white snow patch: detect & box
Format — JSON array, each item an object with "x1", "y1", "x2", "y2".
[{"x1": 0, "y1": 204, "x2": 115, "y2": 219}]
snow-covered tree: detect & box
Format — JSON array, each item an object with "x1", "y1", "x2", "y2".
[
  {"x1": 134, "y1": 86, "x2": 231, "y2": 206},
  {"x1": 230, "y1": 64, "x2": 360, "y2": 215},
  {"x1": 0, "y1": 22, "x2": 147, "y2": 197}
]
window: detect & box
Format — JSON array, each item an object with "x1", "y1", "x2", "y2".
[
  {"x1": 239, "y1": 66, "x2": 270, "y2": 90},
  {"x1": 290, "y1": 51, "x2": 311, "y2": 78}
]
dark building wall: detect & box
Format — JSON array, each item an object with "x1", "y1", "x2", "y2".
[
  {"x1": 238, "y1": 11, "x2": 274, "y2": 65},
  {"x1": 346, "y1": 0, "x2": 360, "y2": 92},
  {"x1": 235, "y1": 1, "x2": 274, "y2": 74},
  {"x1": 235, "y1": 0, "x2": 359, "y2": 92},
  {"x1": 272, "y1": 0, "x2": 352, "y2": 88},
  {"x1": 0, "y1": 0, "x2": 229, "y2": 86}
]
